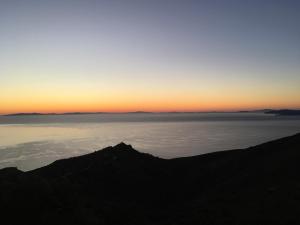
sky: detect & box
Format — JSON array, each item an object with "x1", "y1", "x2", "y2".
[{"x1": 0, "y1": 0, "x2": 299, "y2": 114}]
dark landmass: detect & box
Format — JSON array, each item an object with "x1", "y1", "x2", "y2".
[
  {"x1": 62, "y1": 112, "x2": 105, "y2": 115},
  {"x1": 3, "y1": 111, "x2": 172, "y2": 116},
  {"x1": 127, "y1": 111, "x2": 153, "y2": 114},
  {"x1": 4, "y1": 112, "x2": 105, "y2": 116},
  {"x1": 4, "y1": 109, "x2": 300, "y2": 116},
  {"x1": 1, "y1": 133, "x2": 300, "y2": 225},
  {"x1": 3, "y1": 112, "x2": 154, "y2": 116},
  {"x1": 4, "y1": 112, "x2": 52, "y2": 116},
  {"x1": 6, "y1": 109, "x2": 296, "y2": 116},
  {"x1": 237, "y1": 109, "x2": 300, "y2": 115},
  {"x1": 265, "y1": 109, "x2": 300, "y2": 116},
  {"x1": 238, "y1": 109, "x2": 273, "y2": 113}
]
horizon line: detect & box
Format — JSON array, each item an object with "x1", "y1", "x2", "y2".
[{"x1": 2, "y1": 108, "x2": 300, "y2": 116}]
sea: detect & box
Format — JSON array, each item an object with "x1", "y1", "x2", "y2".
[{"x1": 0, "y1": 112, "x2": 300, "y2": 171}]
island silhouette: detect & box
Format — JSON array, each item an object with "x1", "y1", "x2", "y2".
[{"x1": 3, "y1": 109, "x2": 300, "y2": 117}]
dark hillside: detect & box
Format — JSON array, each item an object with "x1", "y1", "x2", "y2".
[{"x1": 1, "y1": 134, "x2": 300, "y2": 225}]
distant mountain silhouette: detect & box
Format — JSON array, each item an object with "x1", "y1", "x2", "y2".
[
  {"x1": 4, "y1": 112, "x2": 105, "y2": 116},
  {"x1": 265, "y1": 109, "x2": 300, "y2": 116},
  {"x1": 8, "y1": 110, "x2": 299, "y2": 116},
  {"x1": 239, "y1": 109, "x2": 273, "y2": 113},
  {"x1": 4, "y1": 112, "x2": 49, "y2": 116},
  {"x1": 3, "y1": 112, "x2": 155, "y2": 116},
  {"x1": 1, "y1": 134, "x2": 300, "y2": 224},
  {"x1": 127, "y1": 111, "x2": 153, "y2": 113}
]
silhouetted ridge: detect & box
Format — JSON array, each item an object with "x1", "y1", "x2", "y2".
[
  {"x1": 109, "y1": 142, "x2": 138, "y2": 153},
  {"x1": 31, "y1": 142, "x2": 161, "y2": 180},
  {"x1": 1, "y1": 133, "x2": 300, "y2": 225},
  {"x1": 265, "y1": 109, "x2": 300, "y2": 116}
]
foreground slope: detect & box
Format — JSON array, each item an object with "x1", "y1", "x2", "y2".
[{"x1": 1, "y1": 133, "x2": 300, "y2": 225}]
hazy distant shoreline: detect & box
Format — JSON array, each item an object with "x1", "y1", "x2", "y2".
[
  {"x1": 3, "y1": 109, "x2": 300, "y2": 117},
  {"x1": 3, "y1": 111, "x2": 152, "y2": 116}
]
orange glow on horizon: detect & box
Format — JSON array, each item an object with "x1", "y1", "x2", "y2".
[
  {"x1": 1, "y1": 82, "x2": 300, "y2": 115},
  {"x1": 1, "y1": 99, "x2": 300, "y2": 115}
]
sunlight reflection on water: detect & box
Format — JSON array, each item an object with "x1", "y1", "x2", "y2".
[{"x1": 0, "y1": 113, "x2": 300, "y2": 171}]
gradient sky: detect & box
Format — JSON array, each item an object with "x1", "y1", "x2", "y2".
[{"x1": 0, "y1": 0, "x2": 300, "y2": 114}]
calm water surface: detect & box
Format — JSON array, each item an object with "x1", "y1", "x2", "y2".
[{"x1": 0, "y1": 113, "x2": 300, "y2": 171}]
